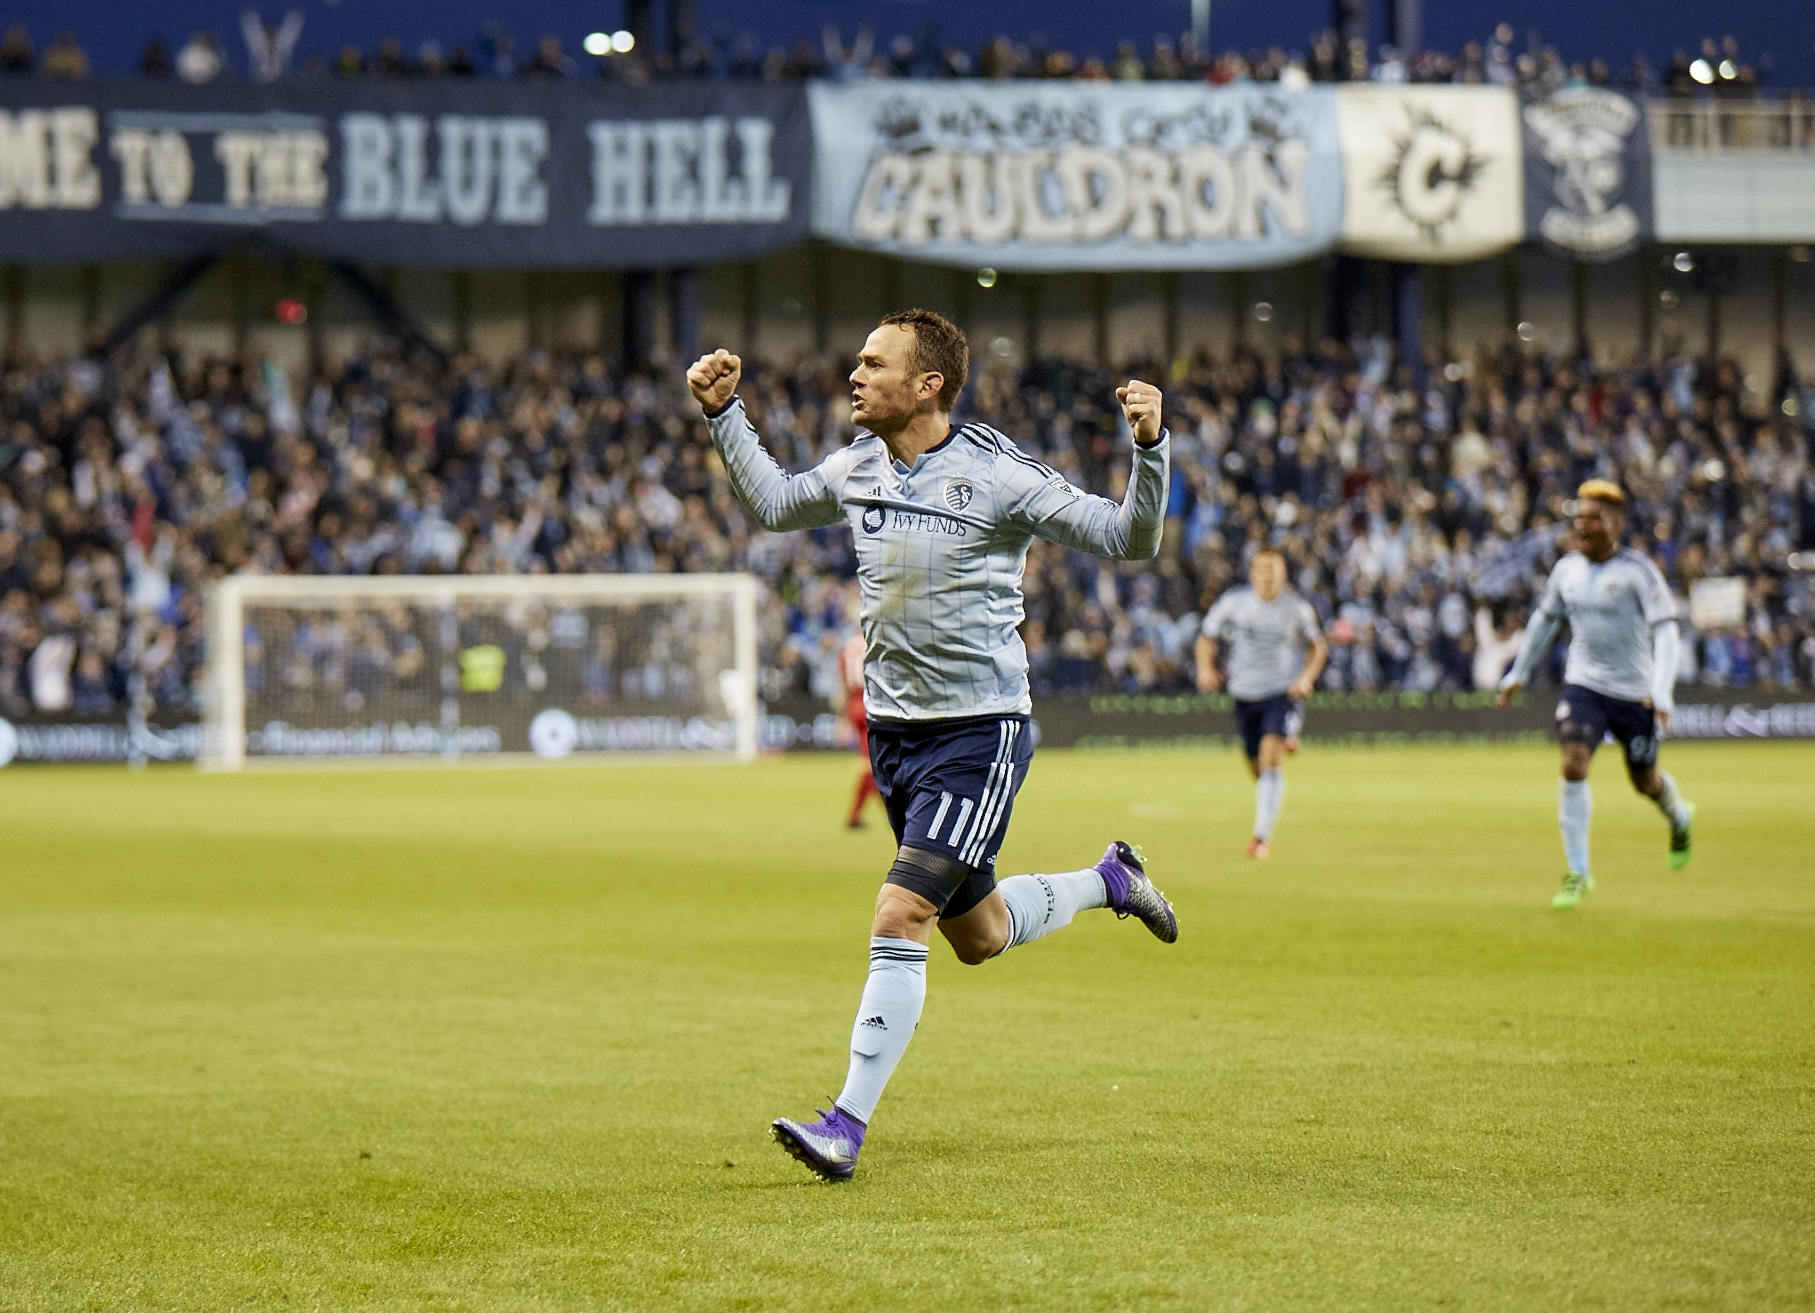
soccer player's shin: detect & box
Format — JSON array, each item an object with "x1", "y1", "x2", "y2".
[
  {"x1": 996, "y1": 870, "x2": 1109, "y2": 953},
  {"x1": 1254, "y1": 769, "x2": 1285, "y2": 841},
  {"x1": 1559, "y1": 778, "x2": 1592, "y2": 875},
  {"x1": 833, "y1": 938, "x2": 928, "y2": 1125},
  {"x1": 1654, "y1": 771, "x2": 1690, "y2": 830}
]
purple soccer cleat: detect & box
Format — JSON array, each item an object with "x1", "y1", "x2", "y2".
[
  {"x1": 1096, "y1": 841, "x2": 1179, "y2": 944},
  {"x1": 771, "y1": 1106, "x2": 866, "y2": 1181}
]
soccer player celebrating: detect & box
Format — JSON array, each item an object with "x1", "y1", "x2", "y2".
[
  {"x1": 1497, "y1": 480, "x2": 1696, "y2": 909},
  {"x1": 687, "y1": 310, "x2": 1179, "y2": 1182},
  {"x1": 1194, "y1": 549, "x2": 1328, "y2": 858}
]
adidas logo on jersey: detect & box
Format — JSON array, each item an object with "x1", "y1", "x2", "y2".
[{"x1": 859, "y1": 1015, "x2": 887, "y2": 1030}]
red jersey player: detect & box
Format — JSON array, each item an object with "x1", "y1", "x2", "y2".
[{"x1": 837, "y1": 632, "x2": 880, "y2": 827}]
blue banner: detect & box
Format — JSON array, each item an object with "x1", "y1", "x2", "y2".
[{"x1": 0, "y1": 79, "x2": 811, "y2": 267}]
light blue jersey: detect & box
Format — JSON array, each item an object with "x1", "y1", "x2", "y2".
[
  {"x1": 1520, "y1": 549, "x2": 1678, "y2": 705},
  {"x1": 706, "y1": 398, "x2": 1170, "y2": 721},
  {"x1": 1200, "y1": 586, "x2": 1323, "y2": 702}
]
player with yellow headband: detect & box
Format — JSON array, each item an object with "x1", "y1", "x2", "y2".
[{"x1": 1496, "y1": 480, "x2": 1696, "y2": 908}]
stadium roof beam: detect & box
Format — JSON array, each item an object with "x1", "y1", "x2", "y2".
[
  {"x1": 90, "y1": 252, "x2": 220, "y2": 359},
  {"x1": 327, "y1": 261, "x2": 449, "y2": 367}
]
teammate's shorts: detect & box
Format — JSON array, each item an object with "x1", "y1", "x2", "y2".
[
  {"x1": 1556, "y1": 683, "x2": 1660, "y2": 770},
  {"x1": 868, "y1": 713, "x2": 1034, "y2": 917},
  {"x1": 1234, "y1": 694, "x2": 1305, "y2": 760}
]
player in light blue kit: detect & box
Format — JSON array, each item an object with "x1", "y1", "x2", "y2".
[
  {"x1": 1497, "y1": 480, "x2": 1696, "y2": 909},
  {"x1": 1195, "y1": 550, "x2": 1328, "y2": 859},
  {"x1": 687, "y1": 310, "x2": 1180, "y2": 1181}
]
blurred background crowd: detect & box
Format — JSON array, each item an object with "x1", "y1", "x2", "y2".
[
  {"x1": 2, "y1": 333, "x2": 1811, "y2": 721},
  {"x1": 0, "y1": 15, "x2": 1792, "y2": 108}
]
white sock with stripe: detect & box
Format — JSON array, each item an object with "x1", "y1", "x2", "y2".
[
  {"x1": 834, "y1": 938, "x2": 927, "y2": 1125},
  {"x1": 1559, "y1": 778, "x2": 1592, "y2": 874},
  {"x1": 1654, "y1": 771, "x2": 1690, "y2": 830},
  {"x1": 996, "y1": 869, "x2": 1109, "y2": 954},
  {"x1": 1253, "y1": 769, "x2": 1285, "y2": 840}
]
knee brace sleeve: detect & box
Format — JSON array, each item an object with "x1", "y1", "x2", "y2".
[{"x1": 884, "y1": 846, "x2": 972, "y2": 913}]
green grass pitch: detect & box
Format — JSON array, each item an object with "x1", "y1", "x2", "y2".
[{"x1": 2, "y1": 742, "x2": 1811, "y2": 1311}]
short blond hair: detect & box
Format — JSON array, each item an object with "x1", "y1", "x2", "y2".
[{"x1": 1576, "y1": 479, "x2": 1626, "y2": 508}]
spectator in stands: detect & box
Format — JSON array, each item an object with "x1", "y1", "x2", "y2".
[
  {"x1": 333, "y1": 45, "x2": 363, "y2": 78},
  {"x1": 372, "y1": 37, "x2": 410, "y2": 80},
  {"x1": 40, "y1": 32, "x2": 89, "y2": 80},
  {"x1": 520, "y1": 35, "x2": 572, "y2": 78},
  {"x1": 0, "y1": 24, "x2": 33, "y2": 74},
  {"x1": 176, "y1": 32, "x2": 227, "y2": 83},
  {"x1": 139, "y1": 37, "x2": 172, "y2": 78}
]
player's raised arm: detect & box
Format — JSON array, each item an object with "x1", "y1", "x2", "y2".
[
  {"x1": 1116, "y1": 379, "x2": 1165, "y2": 450},
  {"x1": 686, "y1": 348, "x2": 743, "y2": 415},
  {"x1": 1004, "y1": 379, "x2": 1169, "y2": 560},
  {"x1": 690, "y1": 349, "x2": 845, "y2": 534}
]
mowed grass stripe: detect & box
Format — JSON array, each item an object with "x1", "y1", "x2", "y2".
[{"x1": 1, "y1": 742, "x2": 1810, "y2": 1311}]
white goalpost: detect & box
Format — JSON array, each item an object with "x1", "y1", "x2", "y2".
[{"x1": 204, "y1": 573, "x2": 760, "y2": 770}]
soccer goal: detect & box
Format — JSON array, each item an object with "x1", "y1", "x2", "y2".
[{"x1": 203, "y1": 573, "x2": 760, "y2": 770}]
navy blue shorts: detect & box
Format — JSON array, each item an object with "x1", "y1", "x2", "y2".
[
  {"x1": 1556, "y1": 684, "x2": 1660, "y2": 770},
  {"x1": 868, "y1": 714, "x2": 1034, "y2": 917},
  {"x1": 1234, "y1": 694, "x2": 1304, "y2": 760}
]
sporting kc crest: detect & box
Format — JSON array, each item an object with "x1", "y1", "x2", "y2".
[{"x1": 943, "y1": 478, "x2": 974, "y2": 513}]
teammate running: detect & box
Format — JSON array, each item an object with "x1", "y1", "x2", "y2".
[
  {"x1": 1497, "y1": 480, "x2": 1696, "y2": 909},
  {"x1": 1195, "y1": 549, "x2": 1327, "y2": 858},
  {"x1": 687, "y1": 310, "x2": 1179, "y2": 1182}
]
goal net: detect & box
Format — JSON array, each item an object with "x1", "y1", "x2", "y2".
[{"x1": 203, "y1": 574, "x2": 759, "y2": 769}]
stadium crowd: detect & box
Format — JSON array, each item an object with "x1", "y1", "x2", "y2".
[
  {"x1": 0, "y1": 18, "x2": 1788, "y2": 106},
  {"x1": 0, "y1": 331, "x2": 1812, "y2": 722}
]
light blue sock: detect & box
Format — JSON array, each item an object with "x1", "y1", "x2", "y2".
[
  {"x1": 834, "y1": 938, "x2": 927, "y2": 1125},
  {"x1": 1654, "y1": 772, "x2": 1690, "y2": 830},
  {"x1": 1254, "y1": 769, "x2": 1285, "y2": 840},
  {"x1": 996, "y1": 869, "x2": 1109, "y2": 953},
  {"x1": 1559, "y1": 778, "x2": 1592, "y2": 874}
]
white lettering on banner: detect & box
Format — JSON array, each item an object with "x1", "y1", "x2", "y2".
[
  {"x1": 339, "y1": 112, "x2": 393, "y2": 218},
  {"x1": 339, "y1": 113, "x2": 547, "y2": 224},
  {"x1": 855, "y1": 142, "x2": 1310, "y2": 247},
  {"x1": 439, "y1": 117, "x2": 494, "y2": 225},
  {"x1": 494, "y1": 118, "x2": 547, "y2": 223},
  {"x1": 214, "y1": 130, "x2": 328, "y2": 209},
  {"x1": 111, "y1": 128, "x2": 194, "y2": 207},
  {"x1": 587, "y1": 116, "x2": 791, "y2": 226},
  {"x1": 0, "y1": 108, "x2": 100, "y2": 210}
]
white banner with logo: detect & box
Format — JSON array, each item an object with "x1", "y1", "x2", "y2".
[
  {"x1": 1336, "y1": 85, "x2": 1523, "y2": 262},
  {"x1": 809, "y1": 82, "x2": 1343, "y2": 271}
]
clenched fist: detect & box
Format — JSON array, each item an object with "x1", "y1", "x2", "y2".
[
  {"x1": 1116, "y1": 379, "x2": 1165, "y2": 448},
  {"x1": 687, "y1": 349, "x2": 743, "y2": 415}
]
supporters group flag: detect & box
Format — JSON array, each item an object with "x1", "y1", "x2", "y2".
[
  {"x1": 812, "y1": 81, "x2": 1647, "y2": 267},
  {"x1": 0, "y1": 79, "x2": 1665, "y2": 268}
]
